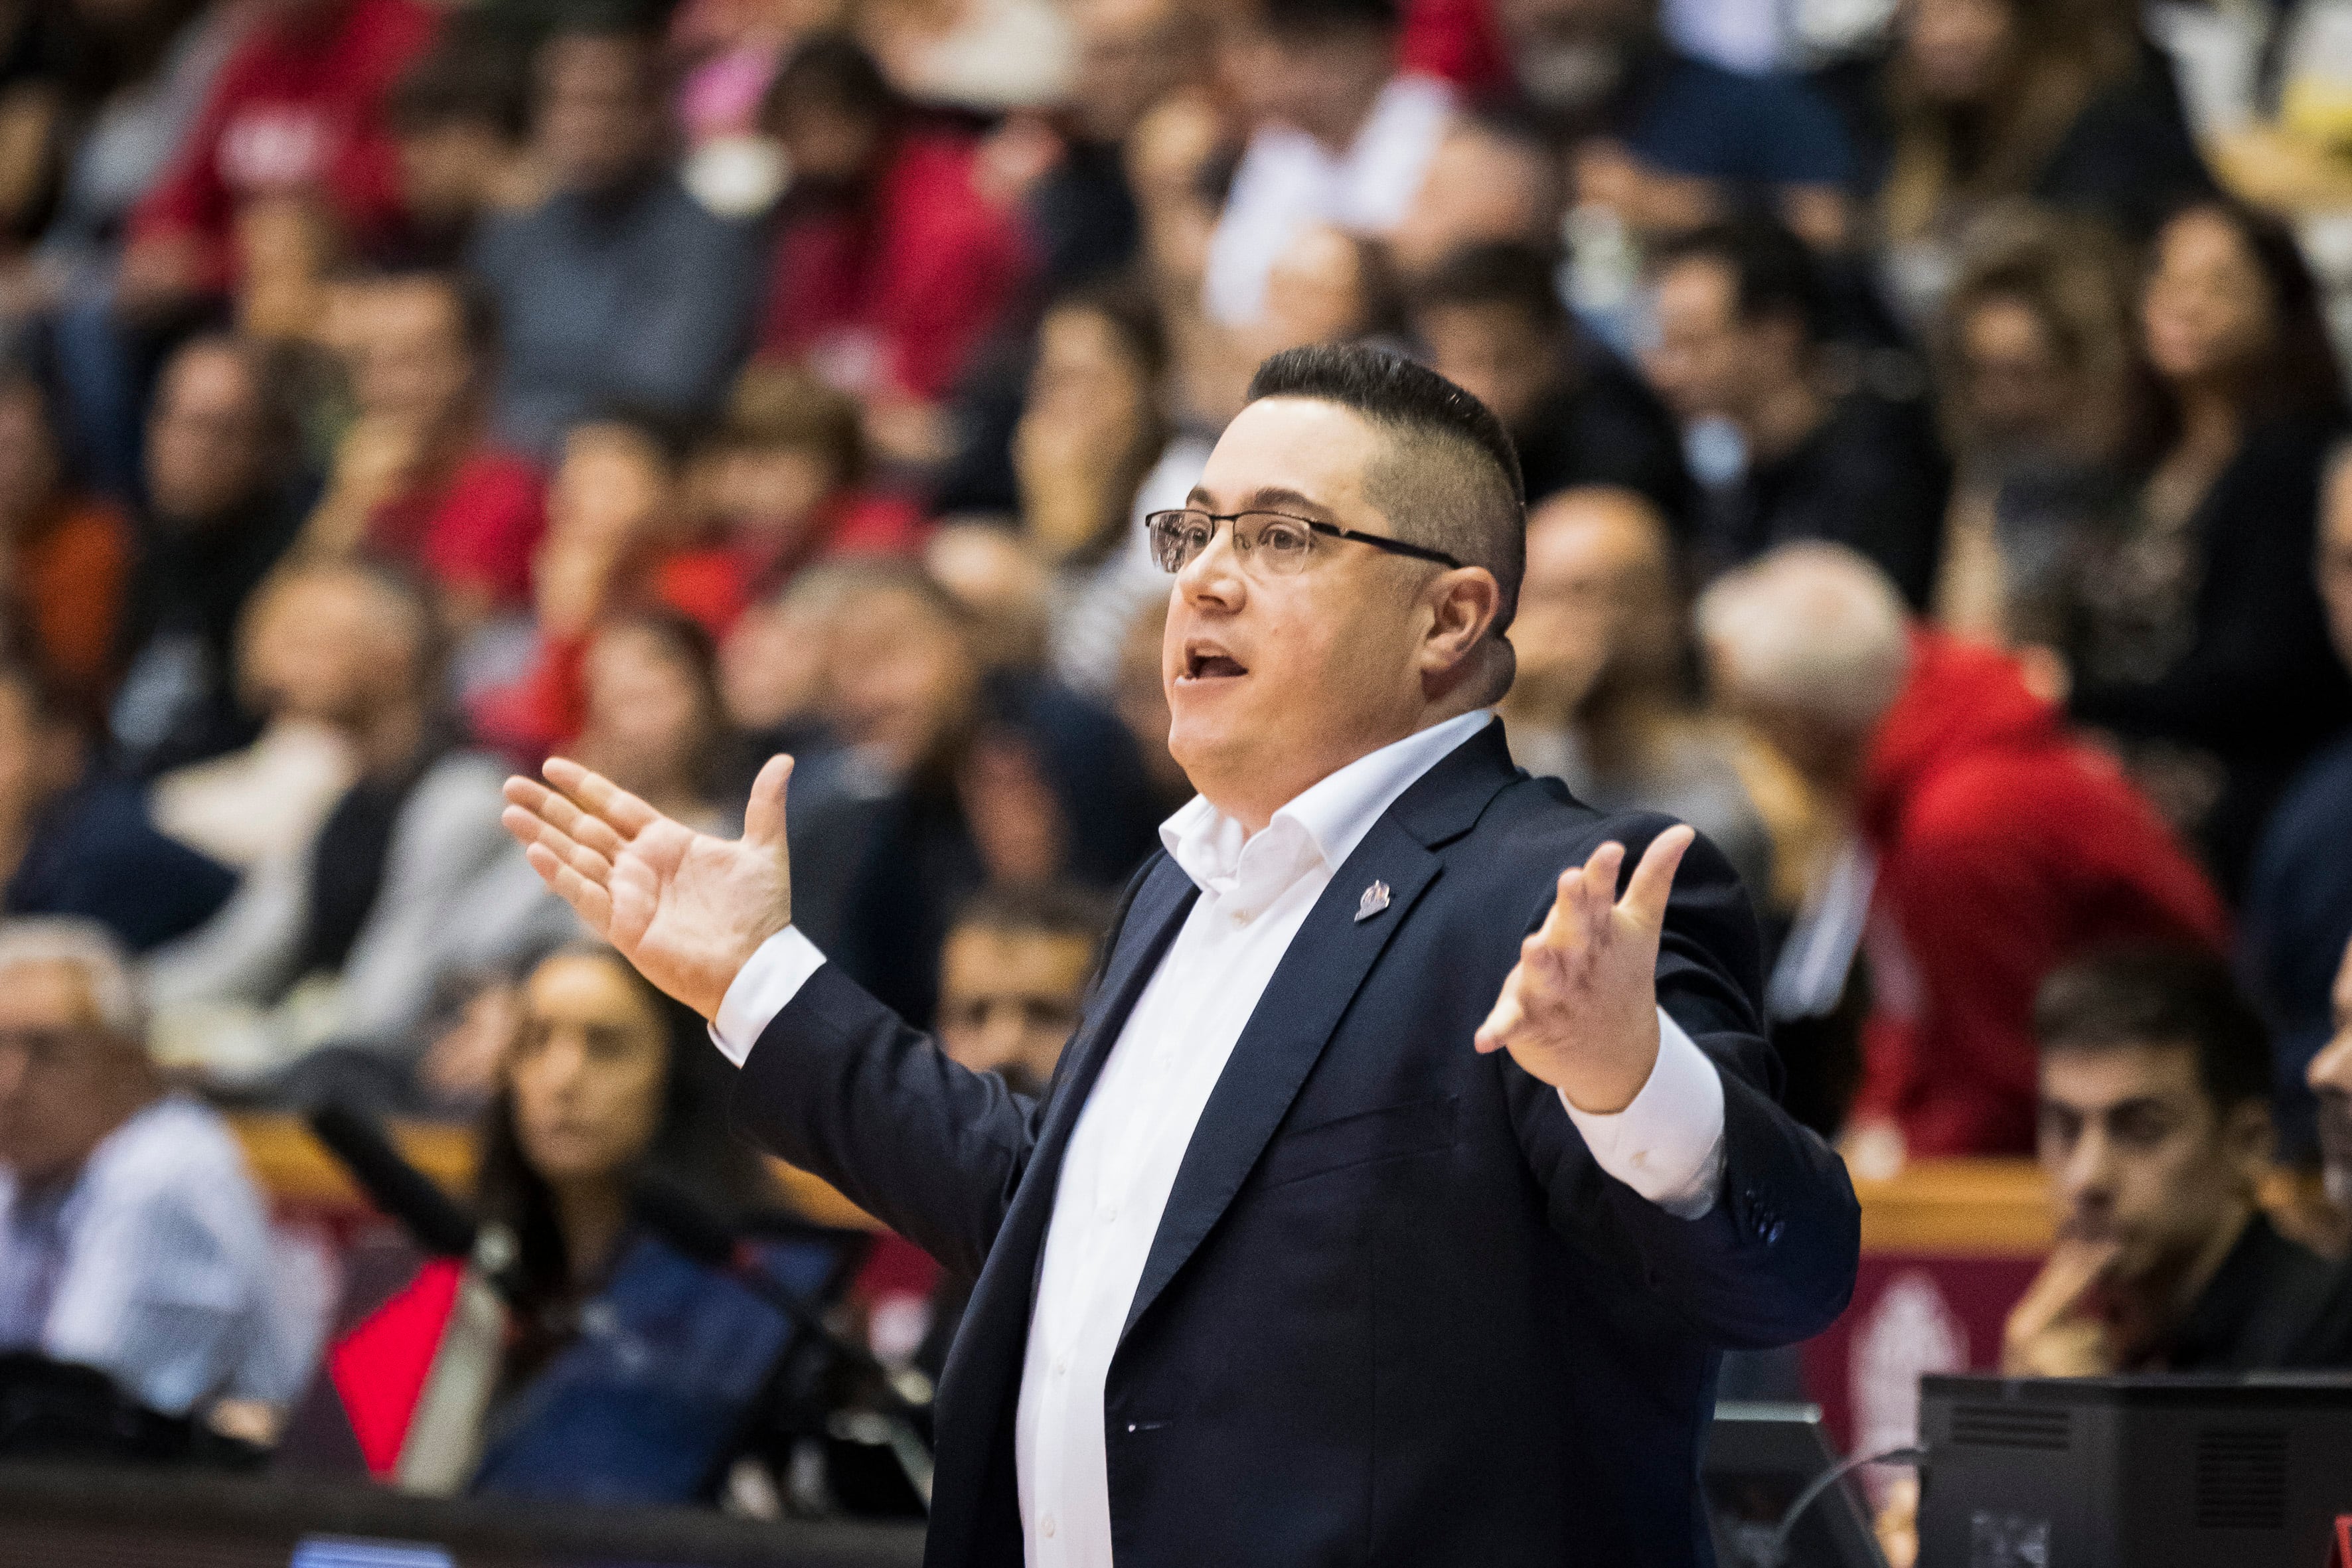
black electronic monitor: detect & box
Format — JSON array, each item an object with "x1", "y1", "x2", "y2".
[{"x1": 1705, "y1": 1402, "x2": 1892, "y2": 1568}]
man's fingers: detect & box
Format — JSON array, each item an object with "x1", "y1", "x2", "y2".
[
  {"x1": 505, "y1": 773, "x2": 626, "y2": 859},
  {"x1": 2014, "y1": 1241, "x2": 2120, "y2": 1332},
  {"x1": 1474, "y1": 973, "x2": 1525, "y2": 1054},
  {"x1": 1622, "y1": 824, "x2": 1695, "y2": 929},
  {"x1": 544, "y1": 755, "x2": 660, "y2": 838},
  {"x1": 742, "y1": 753, "x2": 796, "y2": 849},
  {"x1": 501, "y1": 804, "x2": 615, "y2": 885},
  {"x1": 523, "y1": 842, "x2": 615, "y2": 932}
]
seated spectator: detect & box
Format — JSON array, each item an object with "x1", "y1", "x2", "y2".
[
  {"x1": 1861, "y1": 0, "x2": 2210, "y2": 294},
  {"x1": 472, "y1": 18, "x2": 761, "y2": 457},
  {"x1": 471, "y1": 944, "x2": 774, "y2": 1421},
  {"x1": 659, "y1": 367, "x2": 927, "y2": 636},
  {"x1": 0, "y1": 657, "x2": 234, "y2": 953},
  {"x1": 116, "y1": 0, "x2": 439, "y2": 314},
  {"x1": 1698, "y1": 544, "x2": 2228, "y2": 1161},
  {"x1": 1490, "y1": 0, "x2": 1852, "y2": 248},
  {"x1": 376, "y1": 43, "x2": 533, "y2": 270},
  {"x1": 2242, "y1": 442, "x2": 2352, "y2": 1157},
  {"x1": 144, "y1": 560, "x2": 515, "y2": 1073},
  {"x1": 903, "y1": 880, "x2": 1112, "y2": 1373},
  {"x1": 1255, "y1": 222, "x2": 1407, "y2": 358},
  {"x1": 2003, "y1": 950, "x2": 2350, "y2": 1374},
  {"x1": 0, "y1": 375, "x2": 131, "y2": 712},
  {"x1": 1409, "y1": 240, "x2": 1688, "y2": 520},
  {"x1": 1645, "y1": 216, "x2": 1950, "y2": 607},
  {"x1": 305, "y1": 270, "x2": 546, "y2": 639},
  {"x1": 1928, "y1": 211, "x2": 2138, "y2": 651},
  {"x1": 1500, "y1": 487, "x2": 1771, "y2": 899},
  {"x1": 1202, "y1": 0, "x2": 1453, "y2": 330},
  {"x1": 757, "y1": 36, "x2": 1033, "y2": 461},
  {"x1": 1012, "y1": 283, "x2": 1210, "y2": 696},
  {"x1": 0, "y1": 919, "x2": 308, "y2": 1417},
  {"x1": 2065, "y1": 197, "x2": 2352, "y2": 894},
  {"x1": 1387, "y1": 108, "x2": 1563, "y2": 281},
  {"x1": 109, "y1": 335, "x2": 315, "y2": 774}
]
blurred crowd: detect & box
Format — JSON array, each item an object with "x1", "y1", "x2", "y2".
[{"x1": 6, "y1": 0, "x2": 2352, "y2": 1510}]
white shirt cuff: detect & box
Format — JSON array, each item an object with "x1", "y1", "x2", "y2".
[
  {"x1": 708, "y1": 926, "x2": 829, "y2": 1066},
  {"x1": 1559, "y1": 1007, "x2": 1726, "y2": 1219}
]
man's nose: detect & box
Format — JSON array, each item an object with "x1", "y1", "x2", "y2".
[
  {"x1": 2061, "y1": 1128, "x2": 2118, "y2": 1200},
  {"x1": 1176, "y1": 527, "x2": 1247, "y2": 603}
]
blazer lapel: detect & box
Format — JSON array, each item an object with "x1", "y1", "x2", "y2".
[{"x1": 1117, "y1": 817, "x2": 1441, "y2": 1342}]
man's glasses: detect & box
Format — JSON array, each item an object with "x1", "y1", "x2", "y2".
[{"x1": 1145, "y1": 509, "x2": 1462, "y2": 577}]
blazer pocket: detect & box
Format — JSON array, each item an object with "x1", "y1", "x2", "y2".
[{"x1": 1255, "y1": 1094, "x2": 1460, "y2": 1190}]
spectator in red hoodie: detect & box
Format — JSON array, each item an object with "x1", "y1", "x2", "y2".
[
  {"x1": 1699, "y1": 544, "x2": 2229, "y2": 1162},
  {"x1": 303, "y1": 270, "x2": 546, "y2": 641},
  {"x1": 755, "y1": 36, "x2": 1034, "y2": 463},
  {"x1": 118, "y1": 0, "x2": 439, "y2": 314}
]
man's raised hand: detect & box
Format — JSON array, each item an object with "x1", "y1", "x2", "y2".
[
  {"x1": 1474, "y1": 825, "x2": 1695, "y2": 1113},
  {"x1": 501, "y1": 753, "x2": 795, "y2": 1020}
]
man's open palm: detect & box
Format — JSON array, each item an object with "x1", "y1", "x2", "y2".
[
  {"x1": 501, "y1": 754, "x2": 796, "y2": 1019},
  {"x1": 1474, "y1": 826, "x2": 1695, "y2": 1113}
]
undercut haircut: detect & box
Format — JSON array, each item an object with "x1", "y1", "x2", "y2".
[
  {"x1": 1245, "y1": 344, "x2": 1526, "y2": 633},
  {"x1": 2034, "y1": 949, "x2": 2270, "y2": 1113}
]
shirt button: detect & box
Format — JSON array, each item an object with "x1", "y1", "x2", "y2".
[
  {"x1": 1230, "y1": 910, "x2": 1249, "y2": 927},
  {"x1": 1042, "y1": 1515, "x2": 1058, "y2": 1539},
  {"x1": 1100, "y1": 1204, "x2": 1119, "y2": 1222},
  {"x1": 1053, "y1": 1356, "x2": 1069, "y2": 1376}
]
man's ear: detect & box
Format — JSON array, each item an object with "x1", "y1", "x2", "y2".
[
  {"x1": 2221, "y1": 1096, "x2": 2276, "y2": 1183},
  {"x1": 1419, "y1": 566, "x2": 1504, "y2": 691}
]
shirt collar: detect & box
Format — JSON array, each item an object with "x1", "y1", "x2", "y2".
[{"x1": 1160, "y1": 710, "x2": 1494, "y2": 900}]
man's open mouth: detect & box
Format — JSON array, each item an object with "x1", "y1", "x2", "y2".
[{"x1": 1181, "y1": 648, "x2": 1248, "y2": 681}]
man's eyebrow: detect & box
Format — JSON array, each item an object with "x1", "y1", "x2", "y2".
[{"x1": 1182, "y1": 484, "x2": 1333, "y2": 515}]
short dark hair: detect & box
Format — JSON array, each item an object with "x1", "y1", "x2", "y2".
[
  {"x1": 1652, "y1": 216, "x2": 1828, "y2": 345},
  {"x1": 763, "y1": 34, "x2": 903, "y2": 133},
  {"x1": 388, "y1": 44, "x2": 528, "y2": 140},
  {"x1": 567, "y1": 400, "x2": 697, "y2": 473},
  {"x1": 950, "y1": 882, "x2": 1115, "y2": 949},
  {"x1": 1409, "y1": 240, "x2": 1569, "y2": 337},
  {"x1": 1245, "y1": 343, "x2": 1526, "y2": 631},
  {"x1": 2034, "y1": 949, "x2": 2271, "y2": 1113}
]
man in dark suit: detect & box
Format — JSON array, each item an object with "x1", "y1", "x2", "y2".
[{"x1": 503, "y1": 345, "x2": 1859, "y2": 1565}]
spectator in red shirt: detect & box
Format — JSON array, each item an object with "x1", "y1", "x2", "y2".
[
  {"x1": 0, "y1": 376, "x2": 131, "y2": 715},
  {"x1": 118, "y1": 0, "x2": 439, "y2": 315},
  {"x1": 756, "y1": 36, "x2": 1034, "y2": 461},
  {"x1": 1699, "y1": 543, "x2": 2229, "y2": 1163},
  {"x1": 661, "y1": 366, "x2": 927, "y2": 637},
  {"x1": 304, "y1": 271, "x2": 545, "y2": 639}
]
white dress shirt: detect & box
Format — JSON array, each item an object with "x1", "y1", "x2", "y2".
[
  {"x1": 711, "y1": 709, "x2": 1727, "y2": 1567},
  {"x1": 1200, "y1": 73, "x2": 1454, "y2": 327}
]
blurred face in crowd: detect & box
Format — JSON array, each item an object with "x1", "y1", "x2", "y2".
[
  {"x1": 0, "y1": 959, "x2": 147, "y2": 1184},
  {"x1": 1389, "y1": 128, "x2": 1558, "y2": 280},
  {"x1": 1023, "y1": 303, "x2": 1154, "y2": 556},
  {"x1": 1901, "y1": 0, "x2": 2014, "y2": 105},
  {"x1": 1512, "y1": 488, "x2": 1678, "y2": 717},
  {"x1": 1953, "y1": 292, "x2": 2073, "y2": 456},
  {"x1": 706, "y1": 437, "x2": 837, "y2": 551},
  {"x1": 350, "y1": 277, "x2": 477, "y2": 430},
  {"x1": 770, "y1": 94, "x2": 884, "y2": 191},
  {"x1": 243, "y1": 568, "x2": 425, "y2": 730},
  {"x1": 959, "y1": 734, "x2": 1067, "y2": 886},
  {"x1": 146, "y1": 343, "x2": 274, "y2": 527},
  {"x1": 1071, "y1": 0, "x2": 1194, "y2": 143},
  {"x1": 1494, "y1": 0, "x2": 1648, "y2": 112},
  {"x1": 927, "y1": 522, "x2": 1052, "y2": 670},
  {"x1": 2142, "y1": 207, "x2": 2276, "y2": 391},
  {"x1": 509, "y1": 951, "x2": 668, "y2": 1189},
  {"x1": 0, "y1": 382, "x2": 60, "y2": 532},
  {"x1": 826, "y1": 582, "x2": 980, "y2": 772},
  {"x1": 937, "y1": 920, "x2": 1096, "y2": 1096},
  {"x1": 1163, "y1": 397, "x2": 1500, "y2": 827},
  {"x1": 1235, "y1": 23, "x2": 1395, "y2": 149},
  {"x1": 1263, "y1": 225, "x2": 1378, "y2": 353},
  {"x1": 550, "y1": 422, "x2": 674, "y2": 552},
  {"x1": 537, "y1": 33, "x2": 663, "y2": 193},
  {"x1": 397, "y1": 115, "x2": 514, "y2": 228},
  {"x1": 2319, "y1": 454, "x2": 2352, "y2": 668},
  {"x1": 2307, "y1": 939, "x2": 2352, "y2": 1208},
  {"x1": 1417, "y1": 299, "x2": 1561, "y2": 434},
  {"x1": 578, "y1": 622, "x2": 714, "y2": 803},
  {"x1": 2037, "y1": 1042, "x2": 2269, "y2": 1293},
  {"x1": 1644, "y1": 256, "x2": 1797, "y2": 430}
]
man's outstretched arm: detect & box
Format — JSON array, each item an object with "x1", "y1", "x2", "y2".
[{"x1": 501, "y1": 755, "x2": 1039, "y2": 1273}]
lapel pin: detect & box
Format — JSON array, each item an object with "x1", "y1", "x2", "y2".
[{"x1": 1355, "y1": 880, "x2": 1391, "y2": 922}]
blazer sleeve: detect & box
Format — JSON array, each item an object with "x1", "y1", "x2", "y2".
[{"x1": 1508, "y1": 815, "x2": 1860, "y2": 1348}]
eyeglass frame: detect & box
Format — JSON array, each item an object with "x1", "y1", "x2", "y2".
[{"x1": 1144, "y1": 508, "x2": 1464, "y2": 575}]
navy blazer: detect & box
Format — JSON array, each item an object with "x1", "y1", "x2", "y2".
[{"x1": 733, "y1": 720, "x2": 1859, "y2": 1567}]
